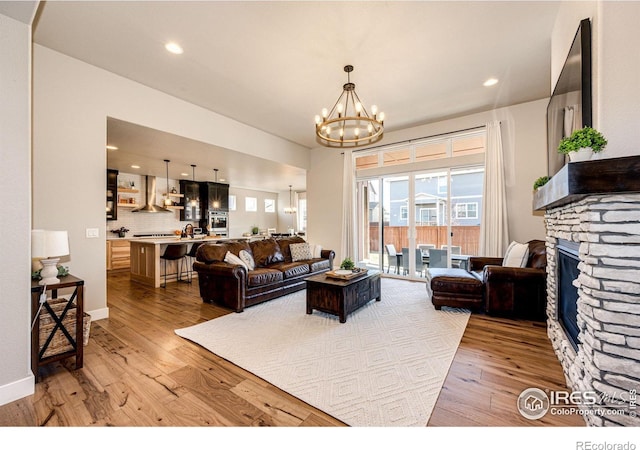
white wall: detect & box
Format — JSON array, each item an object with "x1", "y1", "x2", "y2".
[
  {"x1": 228, "y1": 187, "x2": 279, "y2": 237},
  {"x1": 596, "y1": 1, "x2": 640, "y2": 158},
  {"x1": 32, "y1": 45, "x2": 310, "y2": 321},
  {"x1": 551, "y1": 1, "x2": 640, "y2": 159},
  {"x1": 308, "y1": 99, "x2": 550, "y2": 265},
  {"x1": 0, "y1": 13, "x2": 34, "y2": 404}
]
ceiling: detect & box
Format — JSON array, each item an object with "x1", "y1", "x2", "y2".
[{"x1": 31, "y1": 0, "x2": 562, "y2": 190}]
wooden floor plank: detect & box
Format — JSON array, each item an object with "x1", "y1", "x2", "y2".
[{"x1": 0, "y1": 271, "x2": 584, "y2": 427}]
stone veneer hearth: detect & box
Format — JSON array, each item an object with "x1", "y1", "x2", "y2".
[{"x1": 545, "y1": 192, "x2": 640, "y2": 426}]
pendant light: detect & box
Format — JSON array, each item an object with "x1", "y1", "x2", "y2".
[
  {"x1": 212, "y1": 168, "x2": 220, "y2": 209},
  {"x1": 163, "y1": 159, "x2": 172, "y2": 206},
  {"x1": 190, "y1": 164, "x2": 198, "y2": 207},
  {"x1": 284, "y1": 185, "x2": 297, "y2": 214}
]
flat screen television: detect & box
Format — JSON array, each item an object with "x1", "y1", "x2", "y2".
[{"x1": 546, "y1": 18, "x2": 592, "y2": 178}]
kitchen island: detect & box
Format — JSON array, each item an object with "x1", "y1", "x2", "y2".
[{"x1": 129, "y1": 236, "x2": 237, "y2": 288}]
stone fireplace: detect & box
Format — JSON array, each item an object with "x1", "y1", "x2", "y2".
[{"x1": 535, "y1": 156, "x2": 640, "y2": 426}]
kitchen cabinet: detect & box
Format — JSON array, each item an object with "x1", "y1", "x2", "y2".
[
  {"x1": 106, "y1": 239, "x2": 131, "y2": 270},
  {"x1": 202, "y1": 182, "x2": 230, "y2": 212},
  {"x1": 130, "y1": 240, "x2": 157, "y2": 284},
  {"x1": 179, "y1": 180, "x2": 202, "y2": 221},
  {"x1": 107, "y1": 169, "x2": 118, "y2": 220}
]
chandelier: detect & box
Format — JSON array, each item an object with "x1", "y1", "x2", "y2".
[
  {"x1": 315, "y1": 65, "x2": 384, "y2": 148},
  {"x1": 284, "y1": 185, "x2": 297, "y2": 214}
]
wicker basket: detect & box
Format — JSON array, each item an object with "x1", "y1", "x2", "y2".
[{"x1": 39, "y1": 297, "x2": 91, "y2": 358}]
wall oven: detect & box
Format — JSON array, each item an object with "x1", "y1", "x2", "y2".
[{"x1": 208, "y1": 211, "x2": 228, "y2": 237}]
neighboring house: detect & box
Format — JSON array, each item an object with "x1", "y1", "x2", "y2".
[{"x1": 387, "y1": 171, "x2": 484, "y2": 227}]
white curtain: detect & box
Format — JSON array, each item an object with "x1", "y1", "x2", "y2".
[
  {"x1": 563, "y1": 105, "x2": 581, "y2": 137},
  {"x1": 341, "y1": 149, "x2": 355, "y2": 263},
  {"x1": 479, "y1": 121, "x2": 509, "y2": 257}
]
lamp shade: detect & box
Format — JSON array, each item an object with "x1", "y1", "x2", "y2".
[{"x1": 32, "y1": 230, "x2": 70, "y2": 258}]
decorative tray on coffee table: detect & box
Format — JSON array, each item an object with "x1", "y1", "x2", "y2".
[{"x1": 325, "y1": 268, "x2": 368, "y2": 280}]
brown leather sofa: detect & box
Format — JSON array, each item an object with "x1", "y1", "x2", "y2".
[
  {"x1": 193, "y1": 236, "x2": 334, "y2": 312},
  {"x1": 430, "y1": 239, "x2": 547, "y2": 320}
]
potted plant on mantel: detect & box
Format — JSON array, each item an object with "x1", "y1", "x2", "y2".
[
  {"x1": 533, "y1": 176, "x2": 551, "y2": 191},
  {"x1": 558, "y1": 126, "x2": 608, "y2": 162}
]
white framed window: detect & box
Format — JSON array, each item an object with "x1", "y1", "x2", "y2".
[
  {"x1": 245, "y1": 197, "x2": 257, "y2": 212},
  {"x1": 400, "y1": 206, "x2": 408, "y2": 221},
  {"x1": 418, "y1": 207, "x2": 437, "y2": 225},
  {"x1": 437, "y1": 176, "x2": 448, "y2": 194},
  {"x1": 229, "y1": 195, "x2": 236, "y2": 211},
  {"x1": 264, "y1": 198, "x2": 275, "y2": 213},
  {"x1": 453, "y1": 202, "x2": 478, "y2": 219}
]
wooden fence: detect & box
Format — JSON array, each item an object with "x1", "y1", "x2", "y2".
[{"x1": 368, "y1": 225, "x2": 480, "y2": 256}]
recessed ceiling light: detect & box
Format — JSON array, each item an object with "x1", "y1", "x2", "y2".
[
  {"x1": 165, "y1": 42, "x2": 183, "y2": 55},
  {"x1": 180, "y1": 173, "x2": 189, "y2": 177},
  {"x1": 131, "y1": 165, "x2": 140, "y2": 169},
  {"x1": 483, "y1": 78, "x2": 499, "y2": 87},
  {"x1": 106, "y1": 145, "x2": 118, "y2": 150}
]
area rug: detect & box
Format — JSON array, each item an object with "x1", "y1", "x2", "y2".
[{"x1": 175, "y1": 277, "x2": 470, "y2": 427}]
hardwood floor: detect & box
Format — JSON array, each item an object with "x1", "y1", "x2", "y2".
[{"x1": 0, "y1": 271, "x2": 584, "y2": 427}]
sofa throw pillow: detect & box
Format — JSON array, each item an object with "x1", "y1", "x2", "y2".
[
  {"x1": 290, "y1": 242, "x2": 313, "y2": 262},
  {"x1": 239, "y1": 249, "x2": 255, "y2": 271},
  {"x1": 503, "y1": 241, "x2": 529, "y2": 268},
  {"x1": 224, "y1": 251, "x2": 247, "y2": 270},
  {"x1": 310, "y1": 244, "x2": 323, "y2": 258}
]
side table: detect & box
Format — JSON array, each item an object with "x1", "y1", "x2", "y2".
[{"x1": 31, "y1": 274, "x2": 84, "y2": 382}]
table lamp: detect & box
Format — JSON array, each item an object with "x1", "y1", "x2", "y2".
[{"x1": 32, "y1": 230, "x2": 69, "y2": 285}]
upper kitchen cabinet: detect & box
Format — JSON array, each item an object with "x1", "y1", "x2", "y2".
[
  {"x1": 179, "y1": 180, "x2": 202, "y2": 221},
  {"x1": 107, "y1": 169, "x2": 118, "y2": 220},
  {"x1": 202, "y1": 182, "x2": 229, "y2": 212}
]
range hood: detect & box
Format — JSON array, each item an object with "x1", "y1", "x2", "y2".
[{"x1": 132, "y1": 176, "x2": 171, "y2": 213}]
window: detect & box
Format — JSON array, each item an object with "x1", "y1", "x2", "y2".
[
  {"x1": 264, "y1": 199, "x2": 275, "y2": 213},
  {"x1": 229, "y1": 195, "x2": 236, "y2": 211},
  {"x1": 418, "y1": 207, "x2": 437, "y2": 225},
  {"x1": 453, "y1": 202, "x2": 478, "y2": 219},
  {"x1": 400, "y1": 206, "x2": 408, "y2": 221},
  {"x1": 415, "y1": 142, "x2": 447, "y2": 162},
  {"x1": 245, "y1": 197, "x2": 257, "y2": 212},
  {"x1": 437, "y1": 176, "x2": 447, "y2": 194},
  {"x1": 298, "y1": 198, "x2": 307, "y2": 231},
  {"x1": 355, "y1": 154, "x2": 378, "y2": 170},
  {"x1": 383, "y1": 149, "x2": 410, "y2": 167},
  {"x1": 452, "y1": 135, "x2": 485, "y2": 157},
  {"x1": 354, "y1": 128, "x2": 485, "y2": 171}
]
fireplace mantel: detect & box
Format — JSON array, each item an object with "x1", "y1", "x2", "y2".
[{"x1": 533, "y1": 155, "x2": 640, "y2": 210}]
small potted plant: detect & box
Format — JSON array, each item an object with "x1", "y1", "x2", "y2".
[
  {"x1": 251, "y1": 226, "x2": 259, "y2": 235},
  {"x1": 558, "y1": 126, "x2": 607, "y2": 162},
  {"x1": 340, "y1": 257, "x2": 355, "y2": 271},
  {"x1": 533, "y1": 176, "x2": 551, "y2": 191}
]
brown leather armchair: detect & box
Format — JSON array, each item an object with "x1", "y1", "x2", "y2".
[{"x1": 468, "y1": 239, "x2": 547, "y2": 321}]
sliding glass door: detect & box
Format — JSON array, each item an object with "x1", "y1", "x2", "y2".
[
  {"x1": 354, "y1": 127, "x2": 486, "y2": 279},
  {"x1": 357, "y1": 166, "x2": 484, "y2": 279}
]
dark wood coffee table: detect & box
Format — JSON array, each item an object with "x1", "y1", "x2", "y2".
[{"x1": 306, "y1": 270, "x2": 381, "y2": 323}]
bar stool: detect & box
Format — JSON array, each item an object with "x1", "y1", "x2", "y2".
[
  {"x1": 186, "y1": 241, "x2": 204, "y2": 283},
  {"x1": 160, "y1": 243, "x2": 188, "y2": 288}
]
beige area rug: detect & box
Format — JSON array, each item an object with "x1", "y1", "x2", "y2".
[{"x1": 175, "y1": 277, "x2": 470, "y2": 427}]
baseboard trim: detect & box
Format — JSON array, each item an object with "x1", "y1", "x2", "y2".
[
  {"x1": 87, "y1": 306, "x2": 109, "y2": 321},
  {"x1": 0, "y1": 373, "x2": 34, "y2": 407}
]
